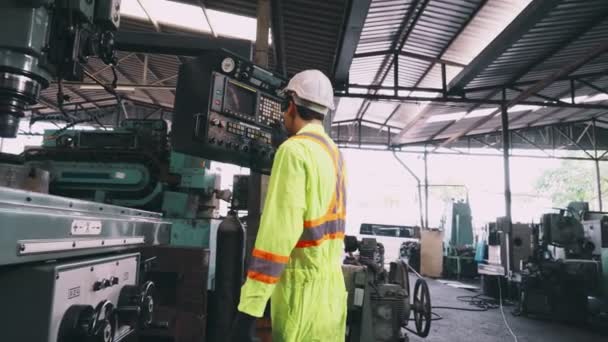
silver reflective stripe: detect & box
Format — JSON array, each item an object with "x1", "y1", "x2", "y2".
[
  {"x1": 249, "y1": 256, "x2": 287, "y2": 278},
  {"x1": 300, "y1": 219, "x2": 346, "y2": 242}
]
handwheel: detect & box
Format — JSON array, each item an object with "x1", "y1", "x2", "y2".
[
  {"x1": 413, "y1": 278, "x2": 431, "y2": 337},
  {"x1": 90, "y1": 300, "x2": 117, "y2": 342},
  {"x1": 117, "y1": 281, "x2": 156, "y2": 329}
]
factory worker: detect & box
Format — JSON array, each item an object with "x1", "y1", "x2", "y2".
[{"x1": 230, "y1": 69, "x2": 347, "y2": 342}]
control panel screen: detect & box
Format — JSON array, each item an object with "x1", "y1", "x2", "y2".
[
  {"x1": 224, "y1": 81, "x2": 257, "y2": 117},
  {"x1": 172, "y1": 50, "x2": 287, "y2": 173}
]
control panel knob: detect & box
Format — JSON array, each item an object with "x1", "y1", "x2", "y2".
[
  {"x1": 210, "y1": 118, "x2": 221, "y2": 126},
  {"x1": 209, "y1": 137, "x2": 216, "y2": 144},
  {"x1": 93, "y1": 281, "x2": 103, "y2": 291},
  {"x1": 217, "y1": 140, "x2": 224, "y2": 146},
  {"x1": 241, "y1": 145, "x2": 249, "y2": 152},
  {"x1": 117, "y1": 281, "x2": 156, "y2": 329}
]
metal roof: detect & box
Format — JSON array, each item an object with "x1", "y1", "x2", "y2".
[
  {"x1": 332, "y1": 0, "x2": 608, "y2": 149},
  {"x1": 30, "y1": 0, "x2": 347, "y2": 122},
  {"x1": 28, "y1": 0, "x2": 608, "y2": 152}
]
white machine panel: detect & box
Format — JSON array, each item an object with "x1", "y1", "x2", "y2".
[{"x1": 49, "y1": 254, "x2": 138, "y2": 341}]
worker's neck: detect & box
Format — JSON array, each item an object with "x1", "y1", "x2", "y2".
[{"x1": 296, "y1": 119, "x2": 323, "y2": 133}]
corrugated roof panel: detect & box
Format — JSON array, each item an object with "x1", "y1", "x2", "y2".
[
  {"x1": 463, "y1": 0, "x2": 608, "y2": 89},
  {"x1": 334, "y1": 98, "x2": 365, "y2": 121}
]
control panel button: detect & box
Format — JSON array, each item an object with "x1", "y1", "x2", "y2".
[{"x1": 93, "y1": 280, "x2": 103, "y2": 291}]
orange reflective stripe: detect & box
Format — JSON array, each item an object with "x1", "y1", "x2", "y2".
[
  {"x1": 295, "y1": 231, "x2": 345, "y2": 248},
  {"x1": 252, "y1": 248, "x2": 289, "y2": 264},
  {"x1": 247, "y1": 271, "x2": 280, "y2": 284}
]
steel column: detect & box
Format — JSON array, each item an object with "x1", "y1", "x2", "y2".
[
  {"x1": 501, "y1": 99, "x2": 512, "y2": 277},
  {"x1": 247, "y1": 0, "x2": 272, "y2": 265},
  {"x1": 393, "y1": 152, "x2": 424, "y2": 228},
  {"x1": 596, "y1": 159, "x2": 603, "y2": 211},
  {"x1": 424, "y1": 147, "x2": 429, "y2": 228}
]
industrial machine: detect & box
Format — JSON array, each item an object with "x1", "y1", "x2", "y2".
[
  {"x1": 172, "y1": 49, "x2": 287, "y2": 173},
  {"x1": 518, "y1": 203, "x2": 608, "y2": 323},
  {"x1": 0, "y1": 183, "x2": 170, "y2": 342},
  {"x1": 21, "y1": 119, "x2": 234, "y2": 341},
  {"x1": 0, "y1": 0, "x2": 121, "y2": 137},
  {"x1": 343, "y1": 236, "x2": 432, "y2": 341},
  {"x1": 0, "y1": 2, "x2": 305, "y2": 341},
  {"x1": 477, "y1": 219, "x2": 533, "y2": 276},
  {"x1": 0, "y1": 3, "x2": 176, "y2": 341},
  {"x1": 441, "y1": 199, "x2": 477, "y2": 278},
  {"x1": 24, "y1": 119, "x2": 221, "y2": 250}
]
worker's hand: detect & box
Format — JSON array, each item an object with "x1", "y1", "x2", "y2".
[{"x1": 229, "y1": 311, "x2": 257, "y2": 342}]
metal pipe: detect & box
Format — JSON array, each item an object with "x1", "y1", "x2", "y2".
[
  {"x1": 392, "y1": 151, "x2": 425, "y2": 228},
  {"x1": 424, "y1": 149, "x2": 429, "y2": 228},
  {"x1": 596, "y1": 159, "x2": 603, "y2": 211},
  {"x1": 501, "y1": 98, "x2": 512, "y2": 278}
]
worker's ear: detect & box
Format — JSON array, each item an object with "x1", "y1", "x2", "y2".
[{"x1": 287, "y1": 101, "x2": 298, "y2": 119}]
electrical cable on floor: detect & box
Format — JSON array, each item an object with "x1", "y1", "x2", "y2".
[
  {"x1": 432, "y1": 305, "x2": 488, "y2": 312},
  {"x1": 498, "y1": 279, "x2": 519, "y2": 342}
]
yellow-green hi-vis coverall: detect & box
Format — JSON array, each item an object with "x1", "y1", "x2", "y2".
[{"x1": 238, "y1": 123, "x2": 347, "y2": 342}]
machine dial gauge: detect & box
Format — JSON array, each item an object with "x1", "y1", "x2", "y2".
[{"x1": 221, "y1": 58, "x2": 236, "y2": 73}]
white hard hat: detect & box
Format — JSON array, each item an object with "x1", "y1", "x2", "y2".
[{"x1": 283, "y1": 69, "x2": 335, "y2": 115}]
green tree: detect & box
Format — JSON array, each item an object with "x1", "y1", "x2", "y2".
[{"x1": 535, "y1": 159, "x2": 608, "y2": 209}]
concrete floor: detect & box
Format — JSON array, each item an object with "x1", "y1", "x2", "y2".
[{"x1": 407, "y1": 277, "x2": 606, "y2": 342}]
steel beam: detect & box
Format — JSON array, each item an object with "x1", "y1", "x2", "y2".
[
  {"x1": 509, "y1": 86, "x2": 567, "y2": 104},
  {"x1": 390, "y1": 0, "x2": 487, "y2": 141},
  {"x1": 270, "y1": 0, "x2": 287, "y2": 76},
  {"x1": 334, "y1": 92, "x2": 608, "y2": 110},
  {"x1": 354, "y1": 0, "x2": 428, "y2": 120},
  {"x1": 462, "y1": 71, "x2": 608, "y2": 94},
  {"x1": 115, "y1": 31, "x2": 253, "y2": 59},
  {"x1": 333, "y1": 0, "x2": 372, "y2": 88},
  {"x1": 579, "y1": 78, "x2": 608, "y2": 96},
  {"x1": 440, "y1": 39, "x2": 608, "y2": 147},
  {"x1": 554, "y1": 126, "x2": 596, "y2": 159},
  {"x1": 352, "y1": 50, "x2": 467, "y2": 68}
]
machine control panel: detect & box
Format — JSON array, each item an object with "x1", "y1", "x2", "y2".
[{"x1": 172, "y1": 50, "x2": 287, "y2": 173}]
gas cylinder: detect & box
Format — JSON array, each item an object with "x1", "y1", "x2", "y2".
[{"x1": 208, "y1": 210, "x2": 246, "y2": 342}]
